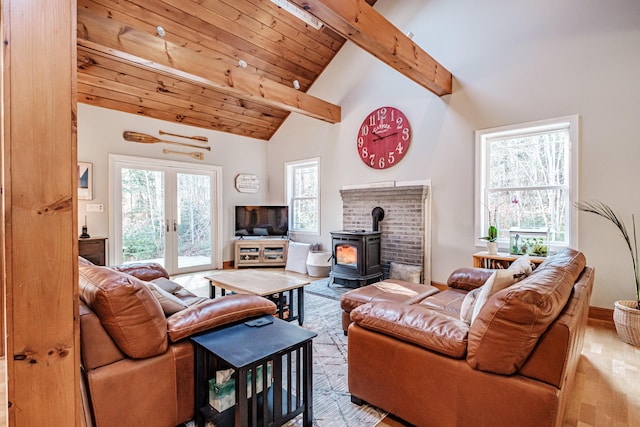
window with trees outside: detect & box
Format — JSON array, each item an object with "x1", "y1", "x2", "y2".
[
  {"x1": 286, "y1": 158, "x2": 319, "y2": 234},
  {"x1": 475, "y1": 115, "x2": 579, "y2": 253}
]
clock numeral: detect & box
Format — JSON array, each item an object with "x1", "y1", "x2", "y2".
[
  {"x1": 396, "y1": 142, "x2": 404, "y2": 155},
  {"x1": 357, "y1": 136, "x2": 364, "y2": 148},
  {"x1": 402, "y1": 127, "x2": 410, "y2": 141},
  {"x1": 395, "y1": 117, "x2": 404, "y2": 129},
  {"x1": 378, "y1": 157, "x2": 386, "y2": 169},
  {"x1": 361, "y1": 147, "x2": 368, "y2": 159},
  {"x1": 369, "y1": 153, "x2": 376, "y2": 166},
  {"x1": 377, "y1": 108, "x2": 387, "y2": 123},
  {"x1": 368, "y1": 115, "x2": 376, "y2": 126},
  {"x1": 361, "y1": 124, "x2": 369, "y2": 136},
  {"x1": 388, "y1": 151, "x2": 395, "y2": 164}
]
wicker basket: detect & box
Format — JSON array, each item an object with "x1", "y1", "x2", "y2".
[{"x1": 613, "y1": 300, "x2": 640, "y2": 346}]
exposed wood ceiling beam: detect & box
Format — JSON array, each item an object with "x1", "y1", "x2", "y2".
[
  {"x1": 77, "y1": 9, "x2": 341, "y2": 124},
  {"x1": 289, "y1": 0, "x2": 453, "y2": 96}
]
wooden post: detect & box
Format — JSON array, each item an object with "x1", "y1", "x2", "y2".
[{"x1": 2, "y1": 0, "x2": 80, "y2": 425}]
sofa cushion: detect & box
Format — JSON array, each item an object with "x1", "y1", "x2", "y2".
[
  {"x1": 447, "y1": 267, "x2": 495, "y2": 291},
  {"x1": 467, "y1": 248, "x2": 586, "y2": 375},
  {"x1": 79, "y1": 265, "x2": 168, "y2": 359},
  {"x1": 350, "y1": 301, "x2": 469, "y2": 358},
  {"x1": 340, "y1": 280, "x2": 439, "y2": 313},
  {"x1": 470, "y1": 269, "x2": 524, "y2": 324},
  {"x1": 151, "y1": 277, "x2": 184, "y2": 294},
  {"x1": 146, "y1": 283, "x2": 189, "y2": 316}
]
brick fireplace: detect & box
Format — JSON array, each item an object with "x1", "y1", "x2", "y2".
[{"x1": 338, "y1": 183, "x2": 431, "y2": 284}]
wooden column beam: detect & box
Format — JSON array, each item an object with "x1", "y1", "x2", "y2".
[
  {"x1": 289, "y1": 0, "x2": 453, "y2": 96},
  {"x1": 77, "y1": 10, "x2": 341, "y2": 124}
]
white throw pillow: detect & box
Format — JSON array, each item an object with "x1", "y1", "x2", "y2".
[
  {"x1": 470, "y1": 270, "x2": 522, "y2": 324},
  {"x1": 508, "y1": 254, "x2": 533, "y2": 276},
  {"x1": 285, "y1": 241, "x2": 311, "y2": 274},
  {"x1": 460, "y1": 287, "x2": 481, "y2": 324}
]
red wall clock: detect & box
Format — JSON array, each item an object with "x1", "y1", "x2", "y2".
[{"x1": 357, "y1": 106, "x2": 412, "y2": 169}]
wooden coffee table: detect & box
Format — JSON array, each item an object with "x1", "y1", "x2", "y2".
[{"x1": 206, "y1": 270, "x2": 310, "y2": 325}]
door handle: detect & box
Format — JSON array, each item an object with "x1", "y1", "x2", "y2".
[
  {"x1": 166, "y1": 219, "x2": 170, "y2": 232},
  {"x1": 173, "y1": 219, "x2": 177, "y2": 232}
]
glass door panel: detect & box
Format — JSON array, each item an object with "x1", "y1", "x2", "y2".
[
  {"x1": 120, "y1": 168, "x2": 166, "y2": 265},
  {"x1": 176, "y1": 172, "x2": 213, "y2": 270}
]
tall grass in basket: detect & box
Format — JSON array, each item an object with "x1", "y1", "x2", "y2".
[{"x1": 575, "y1": 201, "x2": 640, "y2": 310}]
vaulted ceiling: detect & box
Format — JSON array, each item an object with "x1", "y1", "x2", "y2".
[{"x1": 77, "y1": 0, "x2": 451, "y2": 141}]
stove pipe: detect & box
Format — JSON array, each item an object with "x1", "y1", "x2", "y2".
[{"x1": 372, "y1": 207, "x2": 385, "y2": 232}]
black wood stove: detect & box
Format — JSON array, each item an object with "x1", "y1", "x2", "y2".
[{"x1": 330, "y1": 207, "x2": 385, "y2": 288}]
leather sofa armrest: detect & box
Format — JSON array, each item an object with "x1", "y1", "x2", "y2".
[
  {"x1": 447, "y1": 267, "x2": 494, "y2": 291},
  {"x1": 167, "y1": 294, "x2": 277, "y2": 342},
  {"x1": 350, "y1": 301, "x2": 469, "y2": 358}
]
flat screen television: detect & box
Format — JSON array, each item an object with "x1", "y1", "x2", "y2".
[{"x1": 235, "y1": 205, "x2": 289, "y2": 237}]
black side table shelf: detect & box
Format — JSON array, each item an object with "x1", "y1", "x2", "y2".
[{"x1": 192, "y1": 315, "x2": 317, "y2": 427}]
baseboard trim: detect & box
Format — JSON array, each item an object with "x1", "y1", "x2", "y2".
[{"x1": 589, "y1": 306, "x2": 613, "y2": 323}]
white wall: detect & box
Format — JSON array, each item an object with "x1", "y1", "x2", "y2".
[
  {"x1": 266, "y1": 0, "x2": 640, "y2": 309},
  {"x1": 77, "y1": 104, "x2": 270, "y2": 262}
]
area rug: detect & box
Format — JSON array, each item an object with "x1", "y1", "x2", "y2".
[{"x1": 305, "y1": 277, "x2": 354, "y2": 301}]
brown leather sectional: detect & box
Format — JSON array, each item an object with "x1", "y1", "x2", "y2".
[
  {"x1": 78, "y1": 257, "x2": 277, "y2": 427},
  {"x1": 342, "y1": 248, "x2": 594, "y2": 427}
]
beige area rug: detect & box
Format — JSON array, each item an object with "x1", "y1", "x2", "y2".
[{"x1": 174, "y1": 272, "x2": 387, "y2": 426}]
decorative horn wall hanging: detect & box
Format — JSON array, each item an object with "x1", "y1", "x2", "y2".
[
  {"x1": 159, "y1": 130, "x2": 208, "y2": 143},
  {"x1": 123, "y1": 131, "x2": 211, "y2": 151}
]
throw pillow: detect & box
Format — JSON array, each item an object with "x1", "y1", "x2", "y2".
[
  {"x1": 470, "y1": 269, "x2": 522, "y2": 324},
  {"x1": 508, "y1": 254, "x2": 533, "y2": 276},
  {"x1": 459, "y1": 287, "x2": 481, "y2": 324},
  {"x1": 389, "y1": 262, "x2": 422, "y2": 284},
  {"x1": 285, "y1": 241, "x2": 311, "y2": 274},
  {"x1": 146, "y1": 283, "x2": 188, "y2": 316},
  {"x1": 151, "y1": 277, "x2": 184, "y2": 294}
]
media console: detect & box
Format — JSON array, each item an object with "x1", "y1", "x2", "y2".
[{"x1": 234, "y1": 239, "x2": 289, "y2": 268}]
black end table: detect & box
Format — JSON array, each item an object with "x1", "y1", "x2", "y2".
[{"x1": 192, "y1": 315, "x2": 317, "y2": 427}]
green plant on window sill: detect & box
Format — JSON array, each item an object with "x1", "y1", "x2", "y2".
[
  {"x1": 479, "y1": 224, "x2": 498, "y2": 243},
  {"x1": 575, "y1": 200, "x2": 639, "y2": 310}
]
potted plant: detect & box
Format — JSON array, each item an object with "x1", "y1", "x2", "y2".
[
  {"x1": 480, "y1": 224, "x2": 498, "y2": 255},
  {"x1": 575, "y1": 201, "x2": 640, "y2": 346}
]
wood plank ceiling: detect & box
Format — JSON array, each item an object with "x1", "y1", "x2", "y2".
[{"x1": 77, "y1": 0, "x2": 450, "y2": 142}]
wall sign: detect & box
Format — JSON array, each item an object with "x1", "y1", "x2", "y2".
[{"x1": 235, "y1": 174, "x2": 260, "y2": 193}]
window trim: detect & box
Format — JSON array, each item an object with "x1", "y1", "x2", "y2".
[
  {"x1": 474, "y1": 115, "x2": 580, "y2": 252},
  {"x1": 285, "y1": 157, "x2": 320, "y2": 235}
]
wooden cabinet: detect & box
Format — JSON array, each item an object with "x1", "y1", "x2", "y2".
[
  {"x1": 79, "y1": 237, "x2": 107, "y2": 266},
  {"x1": 234, "y1": 239, "x2": 289, "y2": 267},
  {"x1": 472, "y1": 251, "x2": 545, "y2": 269}
]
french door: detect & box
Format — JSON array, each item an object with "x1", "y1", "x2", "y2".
[{"x1": 110, "y1": 154, "x2": 223, "y2": 274}]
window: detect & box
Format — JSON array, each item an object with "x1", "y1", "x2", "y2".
[
  {"x1": 475, "y1": 116, "x2": 579, "y2": 251},
  {"x1": 286, "y1": 158, "x2": 320, "y2": 234}
]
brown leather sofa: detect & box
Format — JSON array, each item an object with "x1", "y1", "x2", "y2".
[
  {"x1": 78, "y1": 257, "x2": 277, "y2": 427},
  {"x1": 344, "y1": 248, "x2": 594, "y2": 427}
]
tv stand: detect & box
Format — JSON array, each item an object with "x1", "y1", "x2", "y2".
[{"x1": 235, "y1": 239, "x2": 289, "y2": 268}]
